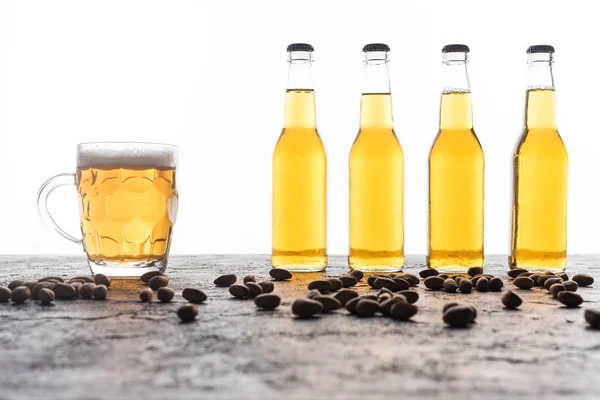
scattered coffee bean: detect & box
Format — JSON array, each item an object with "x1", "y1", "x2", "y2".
[
  {"x1": 508, "y1": 268, "x2": 529, "y2": 279},
  {"x1": 366, "y1": 275, "x2": 379, "y2": 288},
  {"x1": 528, "y1": 274, "x2": 541, "y2": 286},
  {"x1": 0, "y1": 287, "x2": 11, "y2": 303},
  {"x1": 489, "y1": 277, "x2": 504, "y2": 292},
  {"x1": 177, "y1": 304, "x2": 198, "y2": 322},
  {"x1": 38, "y1": 288, "x2": 55, "y2": 305},
  {"x1": 93, "y1": 285, "x2": 108, "y2": 300},
  {"x1": 438, "y1": 274, "x2": 449, "y2": 280},
  {"x1": 459, "y1": 279, "x2": 473, "y2": 293},
  {"x1": 157, "y1": 287, "x2": 176, "y2": 303},
  {"x1": 80, "y1": 283, "x2": 96, "y2": 299},
  {"x1": 471, "y1": 275, "x2": 483, "y2": 286},
  {"x1": 245, "y1": 282, "x2": 263, "y2": 298},
  {"x1": 32, "y1": 282, "x2": 55, "y2": 300},
  {"x1": 71, "y1": 282, "x2": 82, "y2": 298},
  {"x1": 313, "y1": 296, "x2": 342, "y2": 313},
  {"x1": 339, "y1": 275, "x2": 358, "y2": 288},
  {"x1": 292, "y1": 298, "x2": 323, "y2": 318},
  {"x1": 377, "y1": 288, "x2": 393, "y2": 297},
  {"x1": 563, "y1": 281, "x2": 578, "y2": 292},
  {"x1": 8, "y1": 280, "x2": 27, "y2": 291},
  {"x1": 572, "y1": 274, "x2": 594, "y2": 287},
  {"x1": 559, "y1": 273, "x2": 569, "y2": 281},
  {"x1": 501, "y1": 290, "x2": 522, "y2": 309},
  {"x1": 374, "y1": 277, "x2": 396, "y2": 291},
  {"x1": 584, "y1": 309, "x2": 600, "y2": 328},
  {"x1": 23, "y1": 282, "x2": 37, "y2": 291},
  {"x1": 543, "y1": 271, "x2": 556, "y2": 276},
  {"x1": 148, "y1": 276, "x2": 169, "y2": 291},
  {"x1": 11, "y1": 286, "x2": 31, "y2": 304},
  {"x1": 71, "y1": 276, "x2": 95, "y2": 283},
  {"x1": 355, "y1": 299, "x2": 379, "y2": 317},
  {"x1": 476, "y1": 277, "x2": 490, "y2": 292},
  {"x1": 519, "y1": 272, "x2": 533, "y2": 277},
  {"x1": 360, "y1": 294, "x2": 378, "y2": 301},
  {"x1": 392, "y1": 278, "x2": 410, "y2": 292},
  {"x1": 537, "y1": 275, "x2": 556, "y2": 287},
  {"x1": 424, "y1": 276, "x2": 444, "y2": 290},
  {"x1": 401, "y1": 274, "x2": 420, "y2": 287},
  {"x1": 308, "y1": 280, "x2": 332, "y2": 293},
  {"x1": 390, "y1": 302, "x2": 418, "y2": 321},
  {"x1": 443, "y1": 278, "x2": 458, "y2": 293},
  {"x1": 328, "y1": 278, "x2": 343, "y2": 292},
  {"x1": 398, "y1": 290, "x2": 419, "y2": 304},
  {"x1": 53, "y1": 283, "x2": 77, "y2": 300},
  {"x1": 443, "y1": 302, "x2": 459, "y2": 312},
  {"x1": 140, "y1": 271, "x2": 164, "y2": 283},
  {"x1": 544, "y1": 277, "x2": 563, "y2": 291},
  {"x1": 549, "y1": 283, "x2": 566, "y2": 299},
  {"x1": 419, "y1": 269, "x2": 439, "y2": 279},
  {"x1": 257, "y1": 281, "x2": 274, "y2": 294},
  {"x1": 254, "y1": 293, "x2": 281, "y2": 310},
  {"x1": 345, "y1": 297, "x2": 360, "y2": 314},
  {"x1": 269, "y1": 269, "x2": 292, "y2": 281},
  {"x1": 230, "y1": 284, "x2": 250, "y2": 299},
  {"x1": 94, "y1": 274, "x2": 111, "y2": 288},
  {"x1": 38, "y1": 276, "x2": 64, "y2": 283},
  {"x1": 182, "y1": 288, "x2": 206, "y2": 303},
  {"x1": 307, "y1": 289, "x2": 321, "y2": 299},
  {"x1": 214, "y1": 274, "x2": 237, "y2": 287},
  {"x1": 139, "y1": 288, "x2": 154, "y2": 302},
  {"x1": 388, "y1": 274, "x2": 397, "y2": 278},
  {"x1": 513, "y1": 276, "x2": 535, "y2": 290},
  {"x1": 333, "y1": 289, "x2": 359, "y2": 306},
  {"x1": 379, "y1": 296, "x2": 407, "y2": 316},
  {"x1": 467, "y1": 267, "x2": 484, "y2": 277},
  {"x1": 377, "y1": 293, "x2": 393, "y2": 303},
  {"x1": 557, "y1": 291, "x2": 583, "y2": 308},
  {"x1": 68, "y1": 279, "x2": 86, "y2": 285},
  {"x1": 349, "y1": 269, "x2": 364, "y2": 281},
  {"x1": 443, "y1": 305, "x2": 476, "y2": 327},
  {"x1": 243, "y1": 275, "x2": 256, "y2": 283}
]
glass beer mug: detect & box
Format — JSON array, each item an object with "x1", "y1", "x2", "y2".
[{"x1": 37, "y1": 142, "x2": 179, "y2": 277}]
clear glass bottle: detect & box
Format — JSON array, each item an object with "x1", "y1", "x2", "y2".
[
  {"x1": 510, "y1": 45, "x2": 568, "y2": 272},
  {"x1": 349, "y1": 43, "x2": 404, "y2": 272},
  {"x1": 428, "y1": 44, "x2": 484, "y2": 273},
  {"x1": 272, "y1": 43, "x2": 327, "y2": 271}
]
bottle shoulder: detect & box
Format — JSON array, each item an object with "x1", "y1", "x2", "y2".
[
  {"x1": 514, "y1": 128, "x2": 567, "y2": 159},
  {"x1": 273, "y1": 128, "x2": 326, "y2": 156},
  {"x1": 430, "y1": 128, "x2": 483, "y2": 158}
]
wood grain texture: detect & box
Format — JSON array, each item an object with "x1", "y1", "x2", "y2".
[{"x1": 1, "y1": 255, "x2": 599, "y2": 400}]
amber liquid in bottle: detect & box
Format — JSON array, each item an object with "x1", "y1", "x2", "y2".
[
  {"x1": 428, "y1": 46, "x2": 484, "y2": 273},
  {"x1": 349, "y1": 46, "x2": 404, "y2": 272},
  {"x1": 510, "y1": 49, "x2": 567, "y2": 272},
  {"x1": 272, "y1": 46, "x2": 327, "y2": 271}
]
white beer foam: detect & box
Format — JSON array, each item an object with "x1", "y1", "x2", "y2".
[{"x1": 77, "y1": 143, "x2": 177, "y2": 168}]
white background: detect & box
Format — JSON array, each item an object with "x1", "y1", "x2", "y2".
[{"x1": 0, "y1": 0, "x2": 597, "y2": 256}]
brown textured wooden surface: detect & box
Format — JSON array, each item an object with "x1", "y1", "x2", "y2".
[{"x1": 0, "y1": 255, "x2": 599, "y2": 400}]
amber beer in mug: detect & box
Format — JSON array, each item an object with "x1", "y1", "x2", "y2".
[{"x1": 37, "y1": 142, "x2": 178, "y2": 277}]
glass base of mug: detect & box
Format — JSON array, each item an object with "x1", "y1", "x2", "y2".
[{"x1": 88, "y1": 259, "x2": 167, "y2": 279}]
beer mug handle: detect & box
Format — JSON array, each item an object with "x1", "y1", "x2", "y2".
[{"x1": 36, "y1": 173, "x2": 82, "y2": 245}]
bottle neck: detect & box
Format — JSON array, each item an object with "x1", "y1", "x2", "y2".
[
  {"x1": 360, "y1": 51, "x2": 392, "y2": 129},
  {"x1": 439, "y1": 52, "x2": 472, "y2": 129},
  {"x1": 525, "y1": 53, "x2": 556, "y2": 129},
  {"x1": 284, "y1": 52, "x2": 316, "y2": 128}
]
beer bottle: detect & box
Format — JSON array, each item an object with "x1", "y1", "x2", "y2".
[
  {"x1": 272, "y1": 43, "x2": 327, "y2": 271},
  {"x1": 428, "y1": 44, "x2": 484, "y2": 273},
  {"x1": 510, "y1": 45, "x2": 568, "y2": 272},
  {"x1": 349, "y1": 43, "x2": 404, "y2": 272}
]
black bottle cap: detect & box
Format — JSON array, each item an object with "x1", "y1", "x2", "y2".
[
  {"x1": 287, "y1": 43, "x2": 314, "y2": 52},
  {"x1": 442, "y1": 44, "x2": 470, "y2": 53},
  {"x1": 363, "y1": 43, "x2": 390, "y2": 52},
  {"x1": 527, "y1": 45, "x2": 555, "y2": 54}
]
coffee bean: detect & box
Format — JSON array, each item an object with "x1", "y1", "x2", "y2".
[
  {"x1": 307, "y1": 289, "x2": 321, "y2": 299},
  {"x1": 519, "y1": 272, "x2": 533, "y2": 277},
  {"x1": 254, "y1": 293, "x2": 281, "y2": 310},
  {"x1": 489, "y1": 277, "x2": 504, "y2": 292},
  {"x1": 93, "y1": 285, "x2": 108, "y2": 300},
  {"x1": 528, "y1": 274, "x2": 542, "y2": 285},
  {"x1": 257, "y1": 281, "x2": 274, "y2": 294},
  {"x1": 419, "y1": 269, "x2": 439, "y2": 279},
  {"x1": 443, "y1": 305, "x2": 475, "y2": 327},
  {"x1": 398, "y1": 290, "x2": 419, "y2": 304},
  {"x1": 38, "y1": 276, "x2": 64, "y2": 283},
  {"x1": 181, "y1": 288, "x2": 206, "y2": 304},
  {"x1": 360, "y1": 294, "x2": 378, "y2": 301},
  {"x1": 459, "y1": 279, "x2": 473, "y2": 293},
  {"x1": 214, "y1": 274, "x2": 237, "y2": 287},
  {"x1": 377, "y1": 293, "x2": 393, "y2": 303},
  {"x1": 349, "y1": 269, "x2": 364, "y2": 281},
  {"x1": 476, "y1": 277, "x2": 490, "y2": 292},
  {"x1": 549, "y1": 283, "x2": 566, "y2": 299},
  {"x1": 467, "y1": 267, "x2": 484, "y2": 277},
  {"x1": 374, "y1": 277, "x2": 396, "y2": 291},
  {"x1": 71, "y1": 276, "x2": 95, "y2": 283},
  {"x1": 245, "y1": 282, "x2": 263, "y2": 298},
  {"x1": 148, "y1": 276, "x2": 169, "y2": 291},
  {"x1": 390, "y1": 302, "x2": 418, "y2": 321},
  {"x1": 94, "y1": 274, "x2": 111, "y2": 288},
  {"x1": 140, "y1": 271, "x2": 164, "y2": 283},
  {"x1": 328, "y1": 278, "x2": 343, "y2": 292},
  {"x1": 157, "y1": 287, "x2": 176, "y2": 303},
  {"x1": 243, "y1": 275, "x2": 256, "y2": 283},
  {"x1": 367, "y1": 274, "x2": 389, "y2": 288},
  {"x1": 557, "y1": 291, "x2": 583, "y2": 308},
  {"x1": 572, "y1": 274, "x2": 594, "y2": 287},
  {"x1": 345, "y1": 297, "x2": 360, "y2": 314},
  {"x1": 379, "y1": 296, "x2": 407, "y2": 316},
  {"x1": 68, "y1": 279, "x2": 86, "y2": 285},
  {"x1": 471, "y1": 275, "x2": 483, "y2": 286},
  {"x1": 339, "y1": 275, "x2": 358, "y2": 288},
  {"x1": 544, "y1": 277, "x2": 563, "y2": 291},
  {"x1": 139, "y1": 288, "x2": 154, "y2": 302},
  {"x1": 71, "y1": 282, "x2": 82, "y2": 298},
  {"x1": 401, "y1": 274, "x2": 420, "y2": 287},
  {"x1": 424, "y1": 276, "x2": 444, "y2": 290},
  {"x1": 443, "y1": 278, "x2": 458, "y2": 293},
  {"x1": 501, "y1": 290, "x2": 522, "y2": 309},
  {"x1": 584, "y1": 309, "x2": 600, "y2": 328},
  {"x1": 23, "y1": 282, "x2": 37, "y2": 291},
  {"x1": 313, "y1": 296, "x2": 342, "y2": 313},
  {"x1": 508, "y1": 268, "x2": 529, "y2": 279},
  {"x1": 543, "y1": 271, "x2": 556, "y2": 276},
  {"x1": 177, "y1": 304, "x2": 198, "y2": 322},
  {"x1": 392, "y1": 278, "x2": 411, "y2": 292},
  {"x1": 32, "y1": 282, "x2": 55, "y2": 300},
  {"x1": 388, "y1": 274, "x2": 397, "y2": 278},
  {"x1": 0, "y1": 287, "x2": 11, "y2": 303},
  {"x1": 537, "y1": 275, "x2": 556, "y2": 287},
  {"x1": 333, "y1": 289, "x2": 359, "y2": 306},
  {"x1": 513, "y1": 276, "x2": 534, "y2": 290},
  {"x1": 53, "y1": 283, "x2": 77, "y2": 300},
  {"x1": 308, "y1": 280, "x2": 332, "y2": 293},
  {"x1": 11, "y1": 286, "x2": 30, "y2": 304},
  {"x1": 377, "y1": 288, "x2": 393, "y2": 297},
  {"x1": 563, "y1": 281, "x2": 578, "y2": 292},
  {"x1": 80, "y1": 283, "x2": 96, "y2": 299},
  {"x1": 292, "y1": 298, "x2": 323, "y2": 318},
  {"x1": 438, "y1": 274, "x2": 449, "y2": 280},
  {"x1": 355, "y1": 299, "x2": 379, "y2": 317},
  {"x1": 38, "y1": 288, "x2": 55, "y2": 305},
  {"x1": 8, "y1": 280, "x2": 27, "y2": 291},
  {"x1": 559, "y1": 273, "x2": 569, "y2": 281},
  {"x1": 269, "y1": 269, "x2": 292, "y2": 281},
  {"x1": 443, "y1": 302, "x2": 459, "y2": 312},
  {"x1": 229, "y1": 284, "x2": 250, "y2": 299}
]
